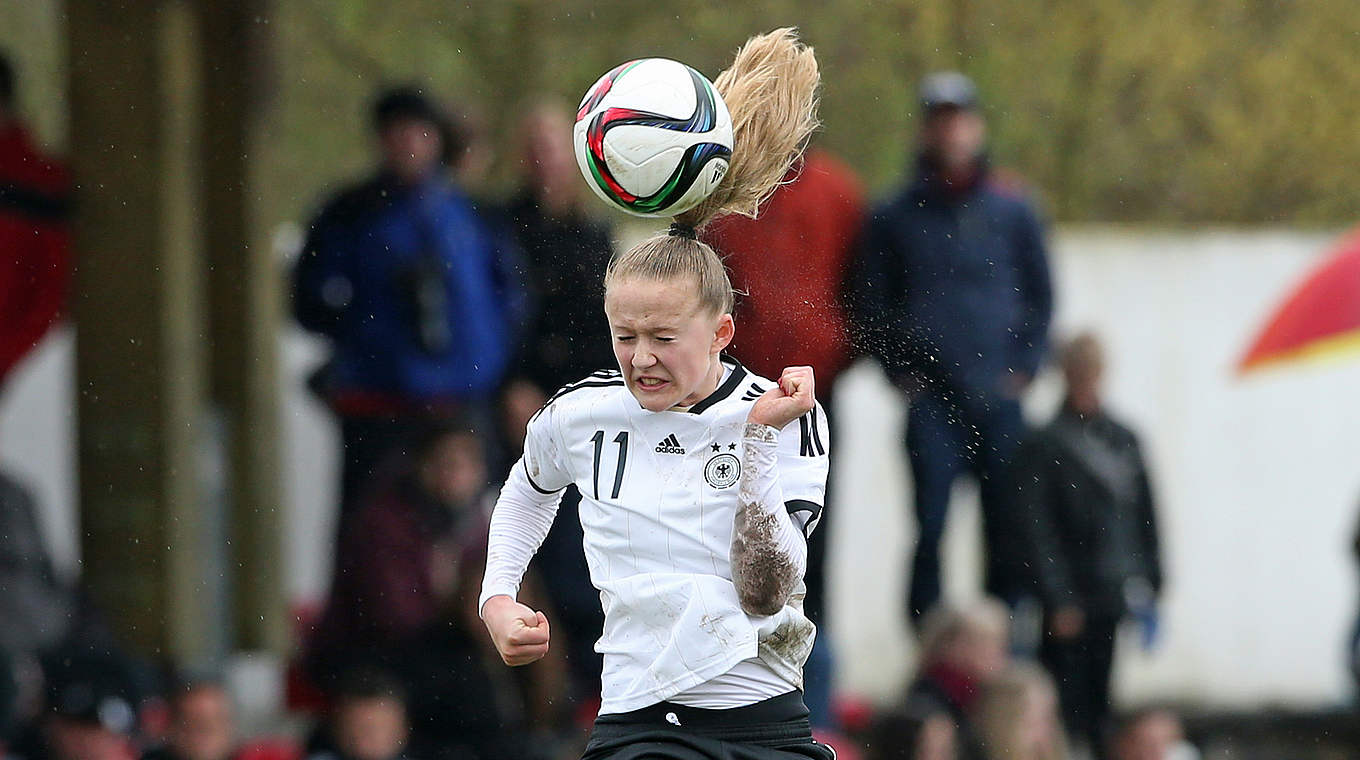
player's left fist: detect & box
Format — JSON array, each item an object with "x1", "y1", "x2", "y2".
[{"x1": 747, "y1": 366, "x2": 815, "y2": 430}]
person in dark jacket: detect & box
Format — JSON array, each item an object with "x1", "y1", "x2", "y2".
[
  {"x1": 500, "y1": 101, "x2": 616, "y2": 712},
  {"x1": 292, "y1": 86, "x2": 527, "y2": 522},
  {"x1": 850, "y1": 71, "x2": 1053, "y2": 622},
  {"x1": 1010, "y1": 332, "x2": 1163, "y2": 755},
  {"x1": 505, "y1": 101, "x2": 617, "y2": 402}
]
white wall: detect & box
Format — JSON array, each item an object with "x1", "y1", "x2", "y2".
[
  {"x1": 3, "y1": 228, "x2": 1358, "y2": 709},
  {"x1": 828, "y1": 228, "x2": 1360, "y2": 710}
]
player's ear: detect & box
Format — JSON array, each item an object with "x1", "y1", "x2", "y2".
[{"x1": 712, "y1": 312, "x2": 734, "y2": 353}]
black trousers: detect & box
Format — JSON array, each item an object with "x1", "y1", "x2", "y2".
[
  {"x1": 1040, "y1": 613, "x2": 1120, "y2": 752},
  {"x1": 582, "y1": 691, "x2": 836, "y2": 760}
]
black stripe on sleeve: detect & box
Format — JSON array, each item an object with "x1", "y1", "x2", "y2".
[
  {"x1": 810, "y1": 406, "x2": 826, "y2": 456},
  {"x1": 532, "y1": 378, "x2": 624, "y2": 421},
  {"x1": 522, "y1": 460, "x2": 565, "y2": 494},
  {"x1": 785, "y1": 499, "x2": 823, "y2": 538}
]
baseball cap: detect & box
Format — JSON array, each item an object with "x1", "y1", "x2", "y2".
[
  {"x1": 45, "y1": 655, "x2": 137, "y2": 733},
  {"x1": 919, "y1": 71, "x2": 979, "y2": 111}
]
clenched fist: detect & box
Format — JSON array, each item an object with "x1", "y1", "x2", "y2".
[
  {"x1": 747, "y1": 366, "x2": 816, "y2": 430},
  {"x1": 481, "y1": 595, "x2": 551, "y2": 666}
]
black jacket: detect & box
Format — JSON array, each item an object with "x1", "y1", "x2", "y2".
[
  {"x1": 506, "y1": 193, "x2": 617, "y2": 392},
  {"x1": 850, "y1": 155, "x2": 1052, "y2": 406},
  {"x1": 1010, "y1": 406, "x2": 1163, "y2": 617}
]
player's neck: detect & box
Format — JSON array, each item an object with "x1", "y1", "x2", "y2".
[{"x1": 671, "y1": 358, "x2": 725, "y2": 411}]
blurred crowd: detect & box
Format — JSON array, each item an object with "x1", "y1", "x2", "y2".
[{"x1": 0, "y1": 42, "x2": 1223, "y2": 760}]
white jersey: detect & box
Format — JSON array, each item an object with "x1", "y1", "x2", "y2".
[{"x1": 481, "y1": 357, "x2": 830, "y2": 714}]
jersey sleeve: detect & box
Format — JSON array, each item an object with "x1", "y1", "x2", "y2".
[
  {"x1": 521, "y1": 401, "x2": 572, "y2": 494},
  {"x1": 776, "y1": 401, "x2": 831, "y2": 537},
  {"x1": 478, "y1": 402, "x2": 572, "y2": 614}
]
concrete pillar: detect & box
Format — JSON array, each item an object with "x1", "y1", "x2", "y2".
[
  {"x1": 195, "y1": 0, "x2": 286, "y2": 654},
  {"x1": 67, "y1": 0, "x2": 211, "y2": 661}
]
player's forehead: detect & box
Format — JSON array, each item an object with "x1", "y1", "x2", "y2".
[{"x1": 604, "y1": 275, "x2": 704, "y2": 330}]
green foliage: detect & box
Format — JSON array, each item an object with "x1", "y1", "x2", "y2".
[{"x1": 3, "y1": 0, "x2": 1356, "y2": 226}]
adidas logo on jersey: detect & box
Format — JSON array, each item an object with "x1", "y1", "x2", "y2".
[{"x1": 654, "y1": 434, "x2": 685, "y2": 455}]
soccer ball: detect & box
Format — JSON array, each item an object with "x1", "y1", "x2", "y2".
[{"x1": 573, "y1": 58, "x2": 733, "y2": 217}]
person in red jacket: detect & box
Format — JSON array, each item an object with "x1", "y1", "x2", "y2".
[
  {"x1": 701, "y1": 148, "x2": 863, "y2": 404},
  {"x1": 700, "y1": 147, "x2": 865, "y2": 731},
  {"x1": 0, "y1": 51, "x2": 69, "y2": 391}
]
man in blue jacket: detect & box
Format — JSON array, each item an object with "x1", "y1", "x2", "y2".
[
  {"x1": 293, "y1": 88, "x2": 526, "y2": 522},
  {"x1": 851, "y1": 72, "x2": 1053, "y2": 623}
]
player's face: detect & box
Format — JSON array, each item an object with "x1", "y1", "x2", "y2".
[{"x1": 604, "y1": 275, "x2": 734, "y2": 412}]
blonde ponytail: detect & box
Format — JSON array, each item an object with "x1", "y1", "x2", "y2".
[
  {"x1": 675, "y1": 28, "x2": 821, "y2": 229},
  {"x1": 605, "y1": 28, "x2": 821, "y2": 315}
]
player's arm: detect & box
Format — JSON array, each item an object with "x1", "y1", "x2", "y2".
[
  {"x1": 731, "y1": 366, "x2": 817, "y2": 616},
  {"x1": 479, "y1": 407, "x2": 569, "y2": 665}
]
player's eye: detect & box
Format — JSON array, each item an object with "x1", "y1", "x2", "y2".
[
  {"x1": 657, "y1": 336, "x2": 675, "y2": 343},
  {"x1": 616, "y1": 335, "x2": 635, "y2": 343}
]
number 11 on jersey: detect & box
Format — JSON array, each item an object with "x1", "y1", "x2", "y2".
[{"x1": 590, "y1": 430, "x2": 629, "y2": 500}]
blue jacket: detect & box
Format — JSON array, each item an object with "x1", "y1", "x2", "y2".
[
  {"x1": 851, "y1": 157, "x2": 1052, "y2": 404},
  {"x1": 293, "y1": 173, "x2": 527, "y2": 404}
]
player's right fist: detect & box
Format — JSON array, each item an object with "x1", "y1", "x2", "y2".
[{"x1": 481, "y1": 595, "x2": 551, "y2": 666}]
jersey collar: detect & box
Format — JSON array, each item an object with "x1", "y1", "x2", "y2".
[{"x1": 686, "y1": 355, "x2": 748, "y2": 415}]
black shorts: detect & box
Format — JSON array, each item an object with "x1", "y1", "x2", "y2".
[{"x1": 582, "y1": 691, "x2": 837, "y2": 760}]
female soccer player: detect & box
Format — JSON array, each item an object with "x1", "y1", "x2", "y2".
[{"x1": 479, "y1": 29, "x2": 834, "y2": 759}]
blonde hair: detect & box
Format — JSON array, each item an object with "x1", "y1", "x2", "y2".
[
  {"x1": 917, "y1": 597, "x2": 1010, "y2": 665},
  {"x1": 974, "y1": 664, "x2": 1068, "y2": 760},
  {"x1": 604, "y1": 28, "x2": 821, "y2": 315}
]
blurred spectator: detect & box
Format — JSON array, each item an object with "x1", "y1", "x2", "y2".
[
  {"x1": 1108, "y1": 709, "x2": 1196, "y2": 760},
  {"x1": 1351, "y1": 503, "x2": 1360, "y2": 693},
  {"x1": 8, "y1": 653, "x2": 139, "y2": 760},
  {"x1": 702, "y1": 146, "x2": 865, "y2": 728},
  {"x1": 305, "y1": 670, "x2": 410, "y2": 760},
  {"x1": 0, "y1": 472, "x2": 75, "y2": 664},
  {"x1": 1010, "y1": 332, "x2": 1163, "y2": 754},
  {"x1": 973, "y1": 664, "x2": 1067, "y2": 760},
  {"x1": 141, "y1": 679, "x2": 297, "y2": 760},
  {"x1": 500, "y1": 100, "x2": 616, "y2": 710},
  {"x1": 291, "y1": 86, "x2": 527, "y2": 523},
  {"x1": 0, "y1": 50, "x2": 70, "y2": 393},
  {"x1": 506, "y1": 100, "x2": 616, "y2": 400},
  {"x1": 306, "y1": 419, "x2": 497, "y2": 680},
  {"x1": 143, "y1": 681, "x2": 235, "y2": 760},
  {"x1": 870, "y1": 598, "x2": 1011, "y2": 760},
  {"x1": 849, "y1": 71, "x2": 1052, "y2": 621},
  {"x1": 303, "y1": 422, "x2": 564, "y2": 758}
]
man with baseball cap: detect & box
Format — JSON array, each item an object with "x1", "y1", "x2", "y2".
[
  {"x1": 850, "y1": 71, "x2": 1053, "y2": 625},
  {"x1": 6, "y1": 654, "x2": 139, "y2": 760}
]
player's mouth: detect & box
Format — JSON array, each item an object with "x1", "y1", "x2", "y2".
[{"x1": 635, "y1": 375, "x2": 670, "y2": 392}]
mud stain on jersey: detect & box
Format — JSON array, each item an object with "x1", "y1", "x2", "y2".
[
  {"x1": 731, "y1": 503, "x2": 798, "y2": 617},
  {"x1": 762, "y1": 617, "x2": 814, "y2": 679}
]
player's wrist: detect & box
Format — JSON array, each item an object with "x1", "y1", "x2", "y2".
[
  {"x1": 742, "y1": 421, "x2": 780, "y2": 443},
  {"x1": 479, "y1": 593, "x2": 516, "y2": 621}
]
